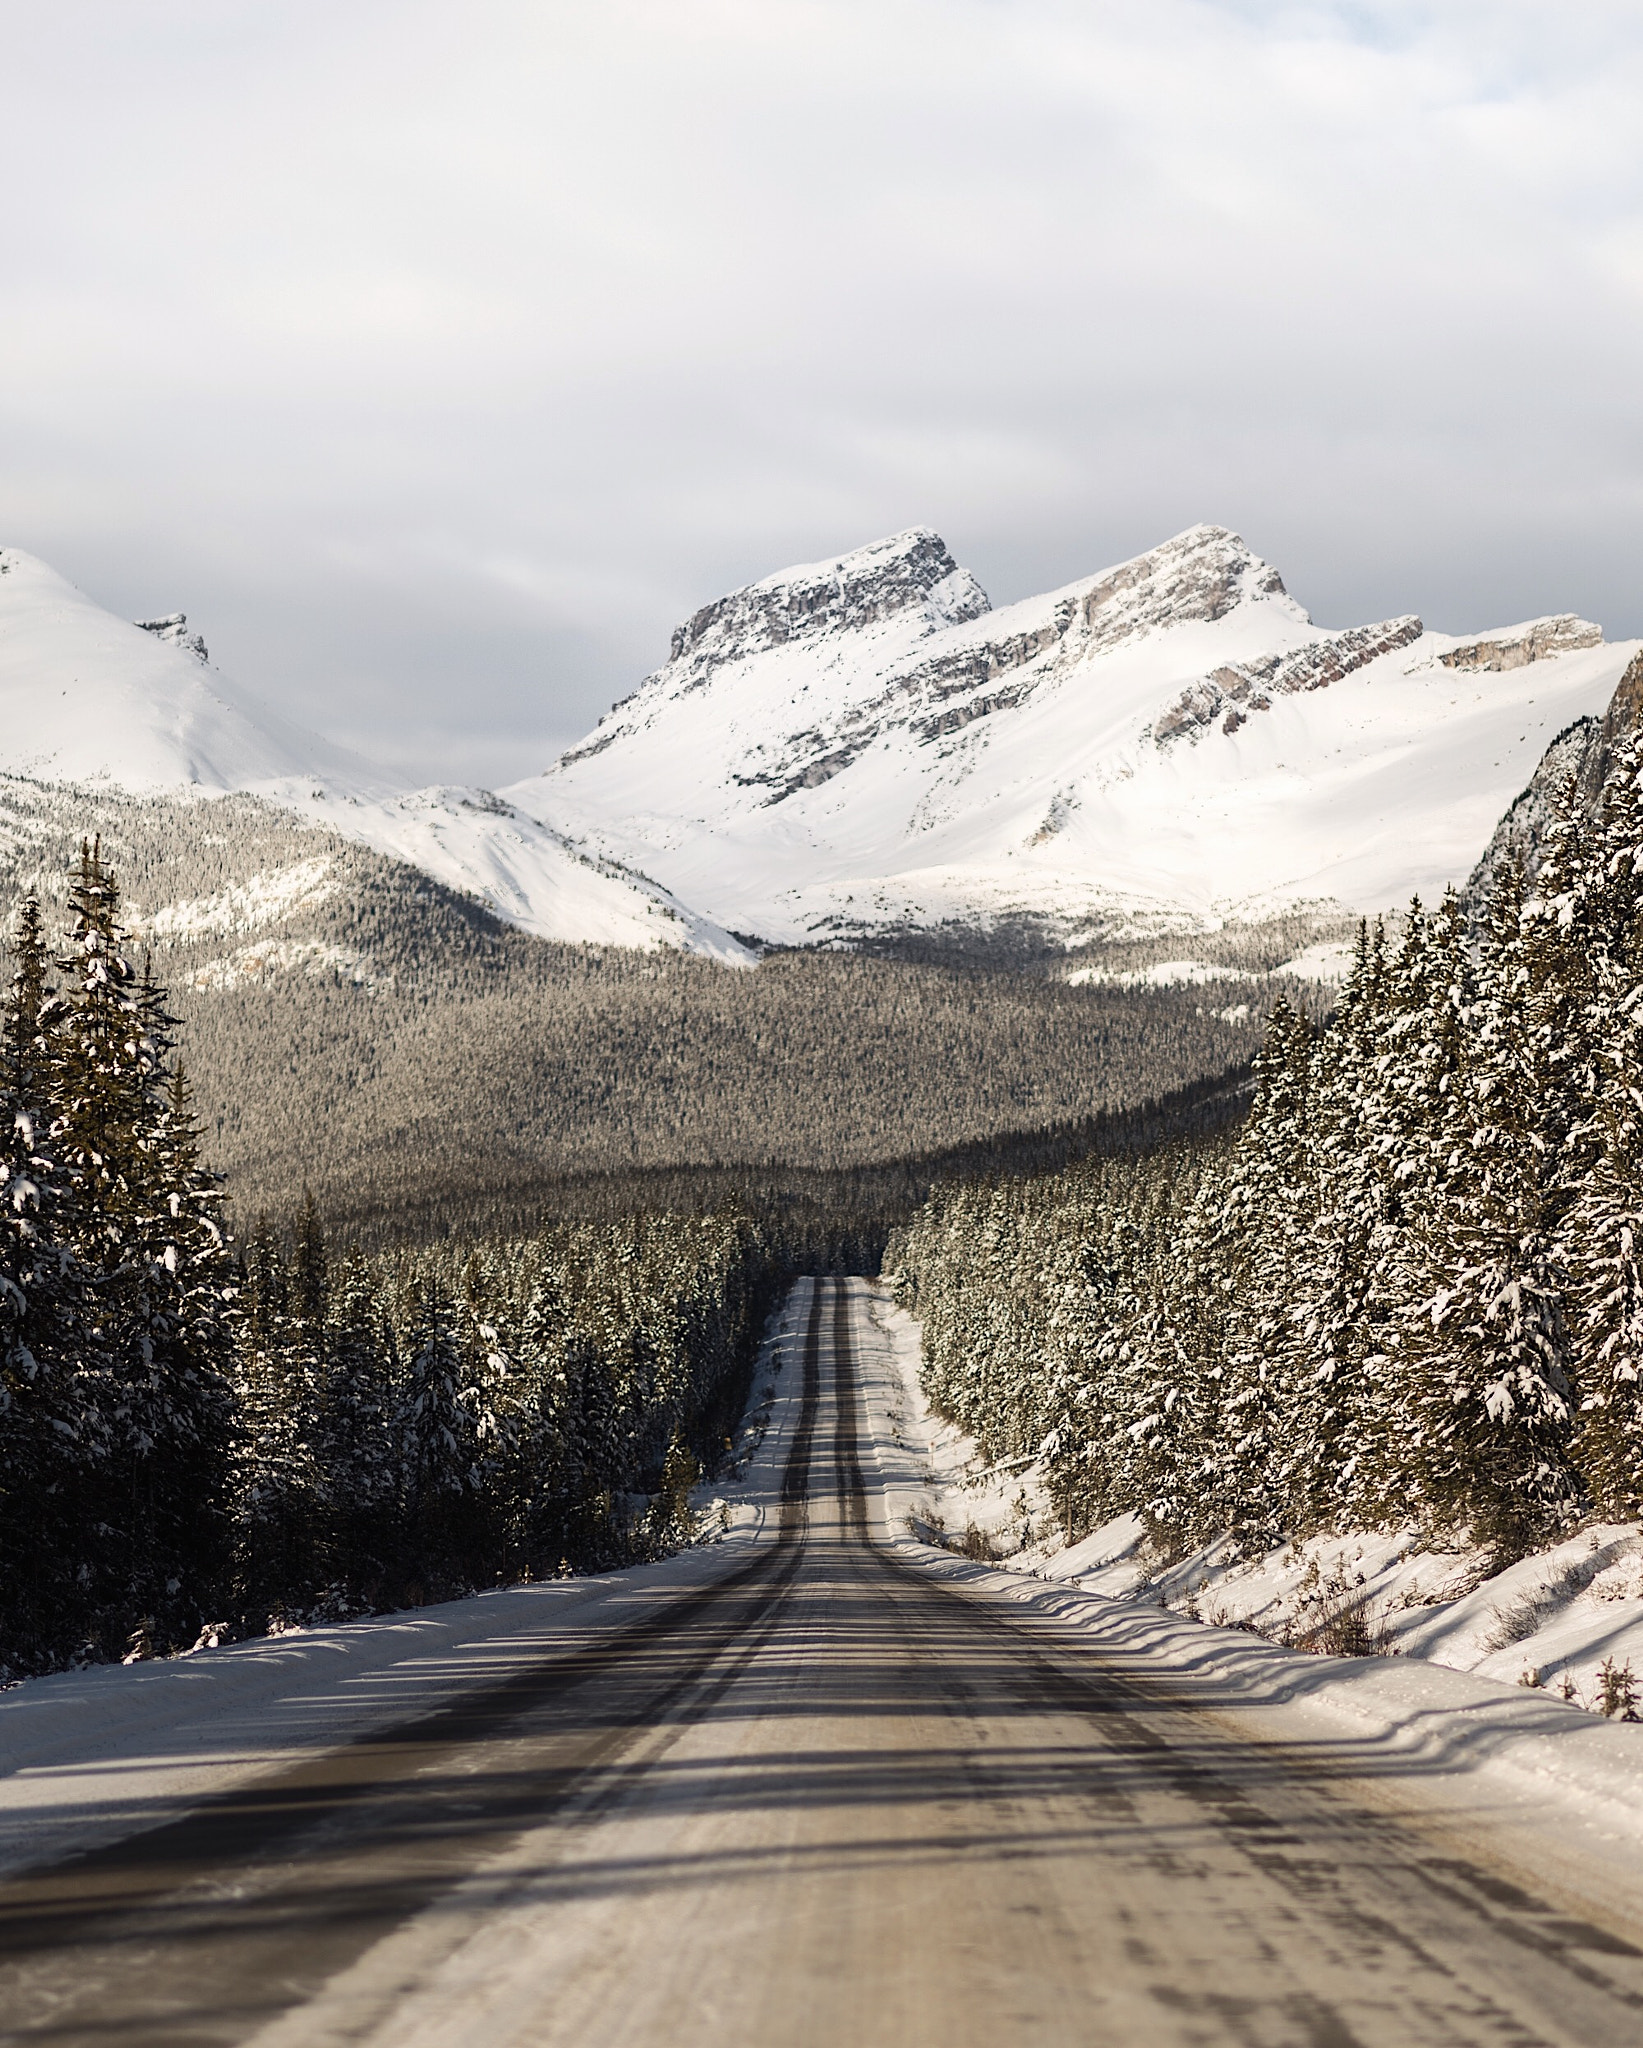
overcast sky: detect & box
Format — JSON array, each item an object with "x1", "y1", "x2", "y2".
[{"x1": 2, "y1": 0, "x2": 1641, "y2": 786}]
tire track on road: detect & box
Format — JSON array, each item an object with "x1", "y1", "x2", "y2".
[{"x1": 0, "y1": 1281, "x2": 829, "y2": 2045}]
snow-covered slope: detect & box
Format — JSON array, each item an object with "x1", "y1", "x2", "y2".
[
  {"x1": 509, "y1": 525, "x2": 1640, "y2": 943},
  {"x1": 0, "y1": 546, "x2": 750, "y2": 960},
  {"x1": 0, "y1": 545, "x2": 370, "y2": 790},
  {"x1": 268, "y1": 779, "x2": 751, "y2": 960}
]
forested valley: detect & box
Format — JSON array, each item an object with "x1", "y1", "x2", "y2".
[
  {"x1": 892, "y1": 741, "x2": 1643, "y2": 1569},
  {"x1": 0, "y1": 776, "x2": 1308, "y2": 1245},
  {"x1": 21, "y1": 733, "x2": 1643, "y2": 1680},
  {"x1": 0, "y1": 832, "x2": 1250, "y2": 1677}
]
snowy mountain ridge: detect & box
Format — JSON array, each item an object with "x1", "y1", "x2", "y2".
[
  {"x1": 3, "y1": 526, "x2": 1637, "y2": 961},
  {"x1": 511, "y1": 523, "x2": 1638, "y2": 946},
  {"x1": 0, "y1": 545, "x2": 752, "y2": 961}
]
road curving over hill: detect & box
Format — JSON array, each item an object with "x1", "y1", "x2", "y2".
[{"x1": 4, "y1": 1278, "x2": 1643, "y2": 2045}]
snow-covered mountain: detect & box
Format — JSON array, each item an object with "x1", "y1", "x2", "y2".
[
  {"x1": 509, "y1": 525, "x2": 1640, "y2": 944},
  {"x1": 8, "y1": 525, "x2": 1635, "y2": 962},
  {"x1": 0, "y1": 546, "x2": 750, "y2": 961}
]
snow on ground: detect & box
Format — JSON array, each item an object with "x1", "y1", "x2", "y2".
[
  {"x1": 16, "y1": 1282, "x2": 1643, "y2": 1892},
  {"x1": 132, "y1": 857, "x2": 339, "y2": 940},
  {"x1": 0, "y1": 547, "x2": 370, "y2": 793},
  {"x1": 0, "y1": 547, "x2": 754, "y2": 959},
  {"x1": 862, "y1": 1288, "x2": 1643, "y2": 1725},
  {"x1": 261, "y1": 780, "x2": 756, "y2": 963},
  {"x1": 181, "y1": 939, "x2": 376, "y2": 991},
  {"x1": 0, "y1": 1298, "x2": 811, "y2": 1882},
  {"x1": 1274, "y1": 938, "x2": 1357, "y2": 983},
  {"x1": 1066, "y1": 959, "x2": 1246, "y2": 989}
]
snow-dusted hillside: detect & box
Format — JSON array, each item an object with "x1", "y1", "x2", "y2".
[
  {"x1": 510, "y1": 525, "x2": 1640, "y2": 944},
  {"x1": 0, "y1": 546, "x2": 749, "y2": 960}
]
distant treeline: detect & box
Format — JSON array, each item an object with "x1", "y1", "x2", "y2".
[
  {"x1": 189, "y1": 944, "x2": 1261, "y2": 1246},
  {"x1": 310, "y1": 1063, "x2": 1252, "y2": 1256},
  {"x1": 892, "y1": 743, "x2": 1643, "y2": 1564}
]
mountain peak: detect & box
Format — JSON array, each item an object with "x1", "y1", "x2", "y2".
[
  {"x1": 518, "y1": 520, "x2": 1639, "y2": 946},
  {"x1": 665, "y1": 527, "x2": 990, "y2": 677},
  {"x1": 1076, "y1": 523, "x2": 1293, "y2": 630}
]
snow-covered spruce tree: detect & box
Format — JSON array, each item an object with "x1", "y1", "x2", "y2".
[
  {"x1": 395, "y1": 1278, "x2": 503, "y2": 1592},
  {"x1": 1556, "y1": 738, "x2": 1643, "y2": 1514},
  {"x1": 1197, "y1": 996, "x2": 1317, "y2": 1548},
  {"x1": 1043, "y1": 1154, "x2": 1208, "y2": 1540},
  {"x1": 1386, "y1": 868, "x2": 1577, "y2": 1553},
  {"x1": 45, "y1": 844, "x2": 236, "y2": 1652},
  {"x1": 1285, "y1": 919, "x2": 1401, "y2": 1530},
  {"x1": 230, "y1": 1222, "x2": 321, "y2": 1622},
  {"x1": 493, "y1": 1269, "x2": 576, "y2": 1573},
  {"x1": 0, "y1": 893, "x2": 104, "y2": 1672},
  {"x1": 313, "y1": 1252, "x2": 400, "y2": 1595},
  {"x1": 1340, "y1": 897, "x2": 1480, "y2": 1528}
]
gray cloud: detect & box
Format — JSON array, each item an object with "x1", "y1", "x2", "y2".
[{"x1": 1, "y1": 0, "x2": 1640, "y2": 786}]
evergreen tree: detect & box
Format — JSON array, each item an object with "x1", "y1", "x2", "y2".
[
  {"x1": 47, "y1": 842, "x2": 235, "y2": 1650},
  {"x1": 1559, "y1": 739, "x2": 1643, "y2": 1512},
  {"x1": 231, "y1": 1224, "x2": 321, "y2": 1620},
  {"x1": 315, "y1": 1251, "x2": 399, "y2": 1594},
  {"x1": 0, "y1": 895, "x2": 99, "y2": 1669}
]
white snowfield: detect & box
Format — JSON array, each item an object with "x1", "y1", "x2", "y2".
[
  {"x1": 262, "y1": 779, "x2": 754, "y2": 961},
  {"x1": 4, "y1": 527, "x2": 1633, "y2": 957},
  {"x1": 8, "y1": 1284, "x2": 1643, "y2": 1910},
  {"x1": 0, "y1": 546, "x2": 751, "y2": 961},
  {"x1": 511, "y1": 524, "x2": 1639, "y2": 944}
]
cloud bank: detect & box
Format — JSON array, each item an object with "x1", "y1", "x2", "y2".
[{"x1": 1, "y1": 0, "x2": 1639, "y2": 784}]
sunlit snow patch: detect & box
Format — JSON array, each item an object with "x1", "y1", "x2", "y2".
[
  {"x1": 185, "y1": 939, "x2": 375, "y2": 991},
  {"x1": 1067, "y1": 959, "x2": 1245, "y2": 989},
  {"x1": 1273, "y1": 941, "x2": 1356, "y2": 983},
  {"x1": 133, "y1": 857, "x2": 338, "y2": 941}
]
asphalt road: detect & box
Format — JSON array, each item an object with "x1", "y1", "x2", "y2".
[{"x1": 4, "y1": 1276, "x2": 1643, "y2": 2046}]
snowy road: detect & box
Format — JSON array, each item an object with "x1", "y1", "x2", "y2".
[{"x1": 6, "y1": 1278, "x2": 1643, "y2": 2045}]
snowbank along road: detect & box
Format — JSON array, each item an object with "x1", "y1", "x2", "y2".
[{"x1": 7, "y1": 1280, "x2": 1643, "y2": 2044}]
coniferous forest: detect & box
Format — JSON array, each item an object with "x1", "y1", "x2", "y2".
[
  {"x1": 13, "y1": 741, "x2": 1643, "y2": 1680},
  {"x1": 0, "y1": 845, "x2": 783, "y2": 1676},
  {"x1": 891, "y1": 742, "x2": 1643, "y2": 1568}
]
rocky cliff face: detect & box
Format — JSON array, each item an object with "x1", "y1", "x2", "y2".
[
  {"x1": 560, "y1": 529, "x2": 988, "y2": 769},
  {"x1": 1153, "y1": 614, "x2": 1424, "y2": 744},
  {"x1": 568, "y1": 522, "x2": 1308, "y2": 799},
  {"x1": 1441, "y1": 615, "x2": 1602, "y2": 673},
  {"x1": 1466, "y1": 647, "x2": 1643, "y2": 907},
  {"x1": 668, "y1": 526, "x2": 989, "y2": 672}
]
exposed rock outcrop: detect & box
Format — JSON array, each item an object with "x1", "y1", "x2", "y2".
[
  {"x1": 135, "y1": 612, "x2": 209, "y2": 663},
  {"x1": 664, "y1": 528, "x2": 988, "y2": 683},
  {"x1": 1152, "y1": 615, "x2": 1423, "y2": 745},
  {"x1": 1464, "y1": 649, "x2": 1643, "y2": 908},
  {"x1": 1440, "y1": 615, "x2": 1602, "y2": 673}
]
